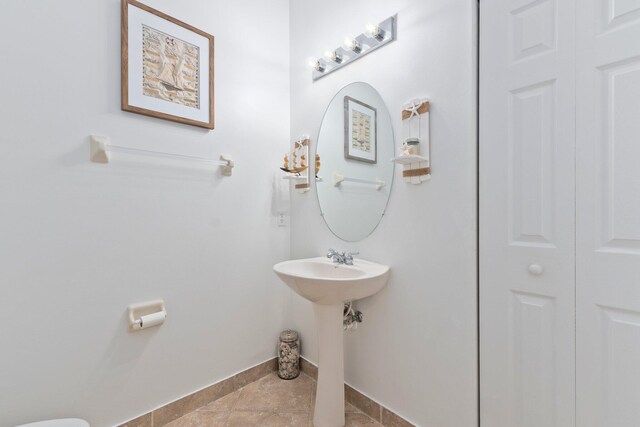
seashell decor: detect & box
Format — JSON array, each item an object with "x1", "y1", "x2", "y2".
[{"x1": 278, "y1": 329, "x2": 300, "y2": 380}]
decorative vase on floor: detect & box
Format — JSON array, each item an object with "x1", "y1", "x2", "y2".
[{"x1": 278, "y1": 329, "x2": 300, "y2": 380}]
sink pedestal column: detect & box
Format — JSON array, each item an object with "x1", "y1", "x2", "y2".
[{"x1": 313, "y1": 303, "x2": 345, "y2": 427}]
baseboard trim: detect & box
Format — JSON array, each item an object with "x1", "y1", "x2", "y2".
[
  {"x1": 117, "y1": 356, "x2": 415, "y2": 427},
  {"x1": 300, "y1": 357, "x2": 416, "y2": 427},
  {"x1": 116, "y1": 357, "x2": 277, "y2": 427}
]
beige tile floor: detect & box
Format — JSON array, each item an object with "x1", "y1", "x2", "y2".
[{"x1": 165, "y1": 372, "x2": 382, "y2": 427}]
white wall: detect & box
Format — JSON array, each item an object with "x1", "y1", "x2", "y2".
[
  {"x1": 289, "y1": 1, "x2": 478, "y2": 426},
  {"x1": 0, "y1": 1, "x2": 290, "y2": 426}
]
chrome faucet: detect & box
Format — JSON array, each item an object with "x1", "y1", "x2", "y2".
[{"x1": 327, "y1": 249, "x2": 359, "y2": 265}]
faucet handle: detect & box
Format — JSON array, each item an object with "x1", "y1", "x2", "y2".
[
  {"x1": 326, "y1": 248, "x2": 336, "y2": 258},
  {"x1": 344, "y1": 251, "x2": 359, "y2": 265}
]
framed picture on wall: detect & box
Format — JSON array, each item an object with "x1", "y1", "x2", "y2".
[
  {"x1": 121, "y1": 0, "x2": 214, "y2": 129},
  {"x1": 344, "y1": 96, "x2": 377, "y2": 163}
]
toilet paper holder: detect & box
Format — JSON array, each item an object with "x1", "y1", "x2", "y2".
[{"x1": 128, "y1": 300, "x2": 167, "y2": 331}]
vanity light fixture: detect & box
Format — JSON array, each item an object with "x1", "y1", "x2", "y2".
[{"x1": 308, "y1": 15, "x2": 397, "y2": 81}]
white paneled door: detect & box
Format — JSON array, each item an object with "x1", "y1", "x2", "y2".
[
  {"x1": 479, "y1": 0, "x2": 576, "y2": 426},
  {"x1": 576, "y1": 0, "x2": 640, "y2": 426},
  {"x1": 482, "y1": 0, "x2": 640, "y2": 426}
]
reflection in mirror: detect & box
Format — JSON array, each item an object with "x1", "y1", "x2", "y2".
[{"x1": 316, "y1": 82, "x2": 394, "y2": 242}]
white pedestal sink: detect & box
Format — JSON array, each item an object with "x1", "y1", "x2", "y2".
[{"x1": 273, "y1": 257, "x2": 390, "y2": 427}]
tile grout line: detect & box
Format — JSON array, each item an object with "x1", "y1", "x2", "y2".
[{"x1": 228, "y1": 385, "x2": 243, "y2": 413}]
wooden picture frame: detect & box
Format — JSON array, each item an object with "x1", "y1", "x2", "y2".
[
  {"x1": 344, "y1": 96, "x2": 377, "y2": 164},
  {"x1": 121, "y1": 0, "x2": 214, "y2": 129}
]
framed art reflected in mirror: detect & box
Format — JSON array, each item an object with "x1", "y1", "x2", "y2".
[{"x1": 344, "y1": 96, "x2": 377, "y2": 163}]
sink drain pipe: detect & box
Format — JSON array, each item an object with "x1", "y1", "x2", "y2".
[{"x1": 343, "y1": 301, "x2": 363, "y2": 331}]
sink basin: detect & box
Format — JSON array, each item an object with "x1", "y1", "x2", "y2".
[
  {"x1": 273, "y1": 256, "x2": 390, "y2": 427},
  {"x1": 273, "y1": 257, "x2": 389, "y2": 305},
  {"x1": 273, "y1": 257, "x2": 390, "y2": 305}
]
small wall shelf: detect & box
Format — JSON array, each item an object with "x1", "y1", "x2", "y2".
[
  {"x1": 281, "y1": 137, "x2": 311, "y2": 193},
  {"x1": 391, "y1": 155, "x2": 431, "y2": 183},
  {"x1": 282, "y1": 175, "x2": 308, "y2": 181},
  {"x1": 391, "y1": 154, "x2": 429, "y2": 165},
  {"x1": 393, "y1": 99, "x2": 431, "y2": 184}
]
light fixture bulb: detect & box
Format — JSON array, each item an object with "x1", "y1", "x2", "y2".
[
  {"x1": 366, "y1": 23, "x2": 385, "y2": 41},
  {"x1": 324, "y1": 50, "x2": 343, "y2": 63},
  {"x1": 307, "y1": 57, "x2": 325, "y2": 72},
  {"x1": 344, "y1": 37, "x2": 362, "y2": 54}
]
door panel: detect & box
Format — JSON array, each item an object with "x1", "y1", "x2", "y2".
[
  {"x1": 480, "y1": 0, "x2": 576, "y2": 426},
  {"x1": 508, "y1": 80, "x2": 557, "y2": 248},
  {"x1": 576, "y1": 0, "x2": 640, "y2": 425},
  {"x1": 507, "y1": 291, "x2": 557, "y2": 426}
]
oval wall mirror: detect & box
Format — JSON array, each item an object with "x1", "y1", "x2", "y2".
[{"x1": 315, "y1": 82, "x2": 394, "y2": 242}]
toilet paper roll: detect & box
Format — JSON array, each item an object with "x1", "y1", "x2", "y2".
[{"x1": 139, "y1": 311, "x2": 166, "y2": 329}]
